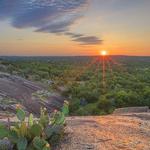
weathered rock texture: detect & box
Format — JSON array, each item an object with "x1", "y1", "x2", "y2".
[
  {"x1": 58, "y1": 113, "x2": 150, "y2": 150},
  {"x1": 0, "y1": 72, "x2": 64, "y2": 114},
  {"x1": 113, "y1": 107, "x2": 149, "y2": 114}
]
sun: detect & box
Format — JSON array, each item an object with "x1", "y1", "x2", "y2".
[{"x1": 100, "y1": 50, "x2": 107, "y2": 56}]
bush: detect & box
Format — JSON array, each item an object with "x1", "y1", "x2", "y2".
[
  {"x1": 78, "y1": 90, "x2": 99, "y2": 103},
  {"x1": 0, "y1": 101, "x2": 69, "y2": 150},
  {"x1": 98, "y1": 97, "x2": 113, "y2": 113},
  {"x1": 114, "y1": 90, "x2": 128, "y2": 107},
  {"x1": 69, "y1": 98, "x2": 80, "y2": 114},
  {"x1": 75, "y1": 103, "x2": 100, "y2": 116},
  {"x1": 143, "y1": 87, "x2": 150, "y2": 106}
]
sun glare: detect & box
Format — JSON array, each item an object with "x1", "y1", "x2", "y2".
[{"x1": 100, "y1": 50, "x2": 107, "y2": 56}]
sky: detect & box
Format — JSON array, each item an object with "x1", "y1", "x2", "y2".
[{"x1": 0, "y1": 0, "x2": 150, "y2": 56}]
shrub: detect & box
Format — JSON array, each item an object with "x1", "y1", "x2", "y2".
[
  {"x1": 69, "y1": 98, "x2": 80, "y2": 114},
  {"x1": 0, "y1": 101, "x2": 69, "y2": 150},
  {"x1": 98, "y1": 97, "x2": 113, "y2": 113}
]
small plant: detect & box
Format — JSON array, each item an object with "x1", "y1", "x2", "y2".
[
  {"x1": 0, "y1": 101, "x2": 69, "y2": 150},
  {"x1": 32, "y1": 90, "x2": 52, "y2": 101}
]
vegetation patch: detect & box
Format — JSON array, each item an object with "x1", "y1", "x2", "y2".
[{"x1": 0, "y1": 101, "x2": 69, "y2": 150}]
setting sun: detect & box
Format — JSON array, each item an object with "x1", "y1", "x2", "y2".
[{"x1": 100, "y1": 50, "x2": 107, "y2": 56}]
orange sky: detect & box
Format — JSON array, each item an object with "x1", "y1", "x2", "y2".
[{"x1": 0, "y1": 0, "x2": 150, "y2": 56}]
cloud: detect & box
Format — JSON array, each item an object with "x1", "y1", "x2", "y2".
[
  {"x1": 72, "y1": 35, "x2": 102, "y2": 45},
  {"x1": 65, "y1": 32, "x2": 102, "y2": 45},
  {"x1": 35, "y1": 14, "x2": 81, "y2": 33},
  {"x1": 65, "y1": 32, "x2": 83, "y2": 38},
  {"x1": 0, "y1": 0, "x2": 87, "y2": 28},
  {"x1": 0, "y1": 0, "x2": 102, "y2": 45},
  {"x1": 0, "y1": 0, "x2": 88, "y2": 29}
]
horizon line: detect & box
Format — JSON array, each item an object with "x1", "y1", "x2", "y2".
[{"x1": 0, "y1": 55, "x2": 150, "y2": 57}]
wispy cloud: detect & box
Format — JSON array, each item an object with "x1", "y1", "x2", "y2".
[
  {"x1": 65, "y1": 32, "x2": 102, "y2": 45},
  {"x1": 65, "y1": 32, "x2": 83, "y2": 38},
  {"x1": 0, "y1": 0, "x2": 102, "y2": 45},
  {"x1": 72, "y1": 36, "x2": 102, "y2": 45}
]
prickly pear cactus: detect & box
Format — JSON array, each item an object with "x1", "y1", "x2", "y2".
[
  {"x1": 39, "y1": 108, "x2": 49, "y2": 127},
  {"x1": 17, "y1": 137, "x2": 27, "y2": 150},
  {"x1": 19, "y1": 122, "x2": 27, "y2": 137},
  {"x1": 33, "y1": 137, "x2": 50, "y2": 150},
  {"x1": 30, "y1": 124, "x2": 42, "y2": 137},
  {"x1": 0, "y1": 102, "x2": 68, "y2": 150},
  {"x1": 54, "y1": 112, "x2": 65, "y2": 125},
  {"x1": 62, "y1": 102, "x2": 69, "y2": 116},
  {"x1": 0, "y1": 138, "x2": 13, "y2": 150},
  {"x1": 16, "y1": 108, "x2": 26, "y2": 122},
  {"x1": 0, "y1": 124, "x2": 9, "y2": 139},
  {"x1": 28, "y1": 114, "x2": 33, "y2": 127}
]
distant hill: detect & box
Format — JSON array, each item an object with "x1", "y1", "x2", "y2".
[{"x1": 0, "y1": 55, "x2": 150, "y2": 62}]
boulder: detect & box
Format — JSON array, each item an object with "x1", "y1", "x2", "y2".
[{"x1": 113, "y1": 106, "x2": 149, "y2": 114}]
